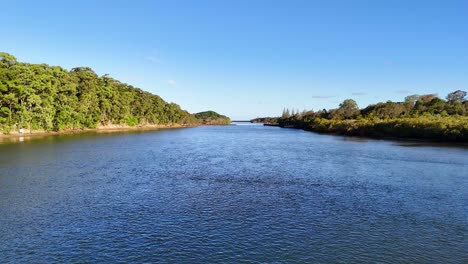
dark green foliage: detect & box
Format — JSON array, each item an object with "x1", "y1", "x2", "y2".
[
  {"x1": 277, "y1": 94, "x2": 468, "y2": 142},
  {"x1": 195, "y1": 111, "x2": 231, "y2": 125},
  {"x1": 361, "y1": 101, "x2": 407, "y2": 119},
  {"x1": 251, "y1": 117, "x2": 278, "y2": 124},
  {"x1": 330, "y1": 99, "x2": 359, "y2": 120},
  {"x1": 194, "y1": 111, "x2": 224, "y2": 119},
  {"x1": 0, "y1": 52, "x2": 198, "y2": 133}
]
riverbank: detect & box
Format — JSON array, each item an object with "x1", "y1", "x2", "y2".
[
  {"x1": 277, "y1": 116, "x2": 468, "y2": 143},
  {"x1": 0, "y1": 123, "x2": 196, "y2": 143},
  {"x1": 263, "y1": 123, "x2": 280, "y2": 127}
]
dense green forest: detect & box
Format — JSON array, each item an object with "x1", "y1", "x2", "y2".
[
  {"x1": 0, "y1": 52, "x2": 201, "y2": 134},
  {"x1": 259, "y1": 91, "x2": 468, "y2": 142},
  {"x1": 250, "y1": 117, "x2": 278, "y2": 124},
  {"x1": 195, "y1": 111, "x2": 231, "y2": 125}
]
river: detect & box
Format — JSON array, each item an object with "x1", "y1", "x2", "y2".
[{"x1": 0, "y1": 124, "x2": 467, "y2": 263}]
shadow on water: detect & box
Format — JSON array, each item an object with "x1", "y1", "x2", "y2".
[
  {"x1": 0, "y1": 127, "x2": 193, "y2": 146},
  {"x1": 393, "y1": 141, "x2": 468, "y2": 149},
  {"x1": 2, "y1": 124, "x2": 467, "y2": 150},
  {"x1": 260, "y1": 125, "x2": 468, "y2": 150},
  {"x1": 301, "y1": 130, "x2": 468, "y2": 149}
]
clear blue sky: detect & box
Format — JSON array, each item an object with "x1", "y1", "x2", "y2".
[{"x1": 2, "y1": 0, "x2": 468, "y2": 120}]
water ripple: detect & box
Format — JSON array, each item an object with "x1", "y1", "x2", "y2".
[{"x1": 0, "y1": 125, "x2": 467, "y2": 263}]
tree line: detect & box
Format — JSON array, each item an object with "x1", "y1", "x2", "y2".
[
  {"x1": 194, "y1": 111, "x2": 231, "y2": 125},
  {"x1": 0, "y1": 52, "x2": 200, "y2": 134},
  {"x1": 255, "y1": 91, "x2": 468, "y2": 142}
]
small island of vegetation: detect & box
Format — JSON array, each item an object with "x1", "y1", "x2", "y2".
[
  {"x1": 194, "y1": 111, "x2": 231, "y2": 125},
  {"x1": 254, "y1": 91, "x2": 468, "y2": 142}
]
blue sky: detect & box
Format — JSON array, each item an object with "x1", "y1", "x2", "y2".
[{"x1": 2, "y1": 0, "x2": 468, "y2": 119}]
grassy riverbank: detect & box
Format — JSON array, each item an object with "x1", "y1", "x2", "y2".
[{"x1": 279, "y1": 115, "x2": 468, "y2": 142}]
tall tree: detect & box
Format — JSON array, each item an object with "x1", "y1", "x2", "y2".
[{"x1": 446, "y1": 90, "x2": 467, "y2": 103}]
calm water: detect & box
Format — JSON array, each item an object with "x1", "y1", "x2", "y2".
[{"x1": 0, "y1": 124, "x2": 467, "y2": 263}]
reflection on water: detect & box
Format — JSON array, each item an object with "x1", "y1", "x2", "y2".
[
  {"x1": 0, "y1": 128, "x2": 187, "y2": 145},
  {"x1": 394, "y1": 141, "x2": 468, "y2": 149},
  {"x1": 0, "y1": 125, "x2": 467, "y2": 263}
]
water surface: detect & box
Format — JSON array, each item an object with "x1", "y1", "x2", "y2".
[{"x1": 1, "y1": 124, "x2": 467, "y2": 263}]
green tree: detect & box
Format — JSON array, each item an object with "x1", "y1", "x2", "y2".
[
  {"x1": 0, "y1": 52, "x2": 201, "y2": 133},
  {"x1": 331, "y1": 99, "x2": 359, "y2": 119}
]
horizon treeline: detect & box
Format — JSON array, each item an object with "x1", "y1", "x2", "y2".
[
  {"x1": 280, "y1": 91, "x2": 467, "y2": 120},
  {"x1": 254, "y1": 90, "x2": 468, "y2": 141},
  {"x1": 0, "y1": 52, "x2": 198, "y2": 133},
  {"x1": 194, "y1": 111, "x2": 231, "y2": 125}
]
